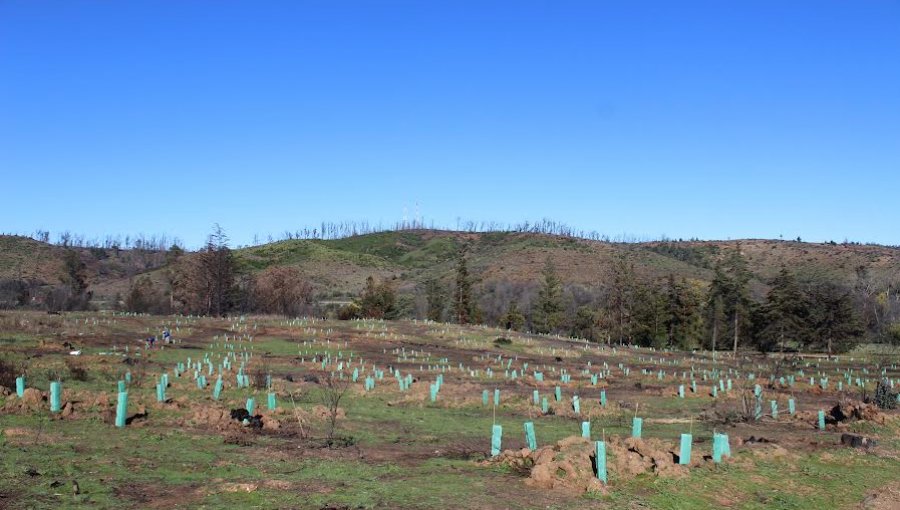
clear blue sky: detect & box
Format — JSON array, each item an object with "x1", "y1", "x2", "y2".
[{"x1": 2, "y1": 1, "x2": 898, "y2": 248}]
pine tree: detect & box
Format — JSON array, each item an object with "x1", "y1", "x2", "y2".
[
  {"x1": 454, "y1": 249, "x2": 473, "y2": 324},
  {"x1": 705, "y1": 261, "x2": 729, "y2": 353},
  {"x1": 809, "y1": 282, "x2": 863, "y2": 354},
  {"x1": 722, "y1": 247, "x2": 752, "y2": 355},
  {"x1": 424, "y1": 279, "x2": 446, "y2": 322},
  {"x1": 532, "y1": 257, "x2": 564, "y2": 334},
  {"x1": 606, "y1": 255, "x2": 636, "y2": 344},
  {"x1": 500, "y1": 301, "x2": 526, "y2": 331},
  {"x1": 758, "y1": 267, "x2": 809, "y2": 353}
]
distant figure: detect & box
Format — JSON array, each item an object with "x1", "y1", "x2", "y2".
[{"x1": 162, "y1": 330, "x2": 171, "y2": 344}]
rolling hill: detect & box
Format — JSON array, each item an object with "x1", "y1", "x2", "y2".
[{"x1": 2, "y1": 230, "x2": 898, "y2": 308}]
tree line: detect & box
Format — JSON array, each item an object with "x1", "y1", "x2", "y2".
[{"x1": 344, "y1": 245, "x2": 899, "y2": 354}]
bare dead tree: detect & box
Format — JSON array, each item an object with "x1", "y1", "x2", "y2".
[{"x1": 319, "y1": 371, "x2": 351, "y2": 446}]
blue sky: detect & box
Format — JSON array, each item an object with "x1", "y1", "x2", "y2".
[{"x1": 2, "y1": 1, "x2": 898, "y2": 248}]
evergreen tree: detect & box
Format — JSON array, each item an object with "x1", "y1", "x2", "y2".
[
  {"x1": 632, "y1": 282, "x2": 669, "y2": 348},
  {"x1": 809, "y1": 282, "x2": 863, "y2": 353},
  {"x1": 722, "y1": 247, "x2": 752, "y2": 355},
  {"x1": 453, "y1": 249, "x2": 474, "y2": 324},
  {"x1": 705, "y1": 261, "x2": 729, "y2": 353},
  {"x1": 606, "y1": 255, "x2": 636, "y2": 344},
  {"x1": 499, "y1": 301, "x2": 526, "y2": 331},
  {"x1": 757, "y1": 267, "x2": 809, "y2": 352},
  {"x1": 664, "y1": 275, "x2": 702, "y2": 349},
  {"x1": 358, "y1": 276, "x2": 397, "y2": 319},
  {"x1": 424, "y1": 279, "x2": 446, "y2": 322},
  {"x1": 532, "y1": 257, "x2": 564, "y2": 334}
]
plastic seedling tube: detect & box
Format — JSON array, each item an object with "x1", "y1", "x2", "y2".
[
  {"x1": 632, "y1": 417, "x2": 643, "y2": 438},
  {"x1": 491, "y1": 424, "x2": 503, "y2": 457},
  {"x1": 115, "y1": 391, "x2": 128, "y2": 428},
  {"x1": 818, "y1": 410, "x2": 825, "y2": 430},
  {"x1": 713, "y1": 434, "x2": 724, "y2": 463},
  {"x1": 533, "y1": 390, "x2": 540, "y2": 405},
  {"x1": 595, "y1": 441, "x2": 608, "y2": 483},
  {"x1": 788, "y1": 398, "x2": 796, "y2": 415},
  {"x1": 524, "y1": 421, "x2": 537, "y2": 450},
  {"x1": 581, "y1": 421, "x2": 591, "y2": 439},
  {"x1": 542, "y1": 397, "x2": 549, "y2": 414},
  {"x1": 679, "y1": 434, "x2": 692, "y2": 465},
  {"x1": 268, "y1": 392, "x2": 277, "y2": 410},
  {"x1": 482, "y1": 390, "x2": 489, "y2": 406},
  {"x1": 50, "y1": 381, "x2": 62, "y2": 413},
  {"x1": 15, "y1": 376, "x2": 24, "y2": 398},
  {"x1": 573, "y1": 396, "x2": 581, "y2": 415},
  {"x1": 600, "y1": 390, "x2": 607, "y2": 407},
  {"x1": 770, "y1": 400, "x2": 778, "y2": 419},
  {"x1": 213, "y1": 377, "x2": 223, "y2": 400},
  {"x1": 246, "y1": 398, "x2": 255, "y2": 415},
  {"x1": 555, "y1": 386, "x2": 562, "y2": 402},
  {"x1": 494, "y1": 388, "x2": 500, "y2": 406}
]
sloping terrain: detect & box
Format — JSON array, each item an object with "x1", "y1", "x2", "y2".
[{"x1": 2, "y1": 230, "x2": 898, "y2": 302}]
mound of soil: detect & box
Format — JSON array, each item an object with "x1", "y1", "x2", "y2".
[
  {"x1": 489, "y1": 435, "x2": 690, "y2": 494},
  {"x1": 830, "y1": 402, "x2": 885, "y2": 425}
]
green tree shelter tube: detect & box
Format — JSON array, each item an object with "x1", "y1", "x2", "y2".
[
  {"x1": 50, "y1": 381, "x2": 62, "y2": 413},
  {"x1": 482, "y1": 390, "x2": 489, "y2": 406},
  {"x1": 213, "y1": 377, "x2": 223, "y2": 400},
  {"x1": 572, "y1": 395, "x2": 581, "y2": 415},
  {"x1": 595, "y1": 441, "x2": 608, "y2": 483},
  {"x1": 115, "y1": 391, "x2": 128, "y2": 428},
  {"x1": 246, "y1": 398, "x2": 255, "y2": 415},
  {"x1": 523, "y1": 421, "x2": 537, "y2": 450},
  {"x1": 679, "y1": 433, "x2": 692, "y2": 465},
  {"x1": 632, "y1": 417, "x2": 643, "y2": 438},
  {"x1": 493, "y1": 389, "x2": 500, "y2": 406},
  {"x1": 533, "y1": 390, "x2": 539, "y2": 405},
  {"x1": 555, "y1": 386, "x2": 562, "y2": 402},
  {"x1": 267, "y1": 392, "x2": 277, "y2": 410},
  {"x1": 712, "y1": 433, "x2": 731, "y2": 462},
  {"x1": 491, "y1": 424, "x2": 503, "y2": 457},
  {"x1": 541, "y1": 397, "x2": 549, "y2": 414},
  {"x1": 581, "y1": 421, "x2": 591, "y2": 439},
  {"x1": 15, "y1": 376, "x2": 25, "y2": 398},
  {"x1": 818, "y1": 410, "x2": 826, "y2": 430},
  {"x1": 600, "y1": 390, "x2": 607, "y2": 407},
  {"x1": 788, "y1": 398, "x2": 796, "y2": 415}
]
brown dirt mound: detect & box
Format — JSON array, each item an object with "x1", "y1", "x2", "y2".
[
  {"x1": 831, "y1": 401, "x2": 885, "y2": 425},
  {"x1": 861, "y1": 481, "x2": 900, "y2": 509},
  {"x1": 488, "y1": 435, "x2": 689, "y2": 494}
]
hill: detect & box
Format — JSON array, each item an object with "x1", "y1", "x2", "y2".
[{"x1": 2, "y1": 230, "x2": 898, "y2": 306}]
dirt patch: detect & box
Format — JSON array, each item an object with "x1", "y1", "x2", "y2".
[
  {"x1": 488, "y1": 435, "x2": 692, "y2": 494},
  {"x1": 861, "y1": 481, "x2": 900, "y2": 509}
]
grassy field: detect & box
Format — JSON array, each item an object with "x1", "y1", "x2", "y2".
[{"x1": 1, "y1": 311, "x2": 898, "y2": 509}]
